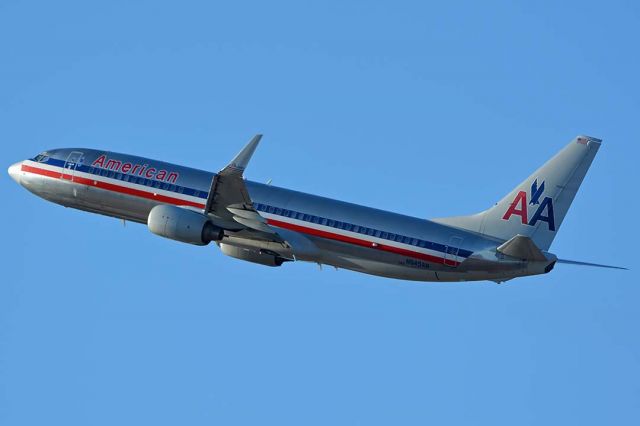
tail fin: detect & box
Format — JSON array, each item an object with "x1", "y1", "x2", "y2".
[{"x1": 433, "y1": 135, "x2": 601, "y2": 251}]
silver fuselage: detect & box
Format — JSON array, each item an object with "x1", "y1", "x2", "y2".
[{"x1": 9, "y1": 148, "x2": 556, "y2": 282}]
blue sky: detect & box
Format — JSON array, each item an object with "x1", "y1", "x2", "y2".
[{"x1": 1, "y1": 1, "x2": 638, "y2": 424}]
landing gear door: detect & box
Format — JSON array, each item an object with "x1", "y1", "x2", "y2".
[
  {"x1": 444, "y1": 236, "x2": 463, "y2": 267},
  {"x1": 62, "y1": 151, "x2": 84, "y2": 181}
]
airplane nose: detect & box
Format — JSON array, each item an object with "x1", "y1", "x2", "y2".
[{"x1": 8, "y1": 162, "x2": 22, "y2": 184}]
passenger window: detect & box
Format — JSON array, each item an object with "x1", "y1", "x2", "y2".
[
  {"x1": 368, "y1": 228, "x2": 376, "y2": 236},
  {"x1": 108, "y1": 171, "x2": 115, "y2": 178},
  {"x1": 116, "y1": 173, "x2": 122, "y2": 180},
  {"x1": 275, "y1": 208, "x2": 283, "y2": 215},
  {"x1": 320, "y1": 218, "x2": 327, "y2": 225},
  {"x1": 327, "y1": 219, "x2": 335, "y2": 227},
  {"x1": 177, "y1": 186, "x2": 184, "y2": 194},
  {"x1": 395, "y1": 235, "x2": 403, "y2": 242},
  {"x1": 418, "y1": 240, "x2": 426, "y2": 248},
  {"x1": 403, "y1": 236, "x2": 411, "y2": 244},
  {"x1": 411, "y1": 238, "x2": 418, "y2": 245}
]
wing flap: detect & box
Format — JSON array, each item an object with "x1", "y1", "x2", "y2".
[{"x1": 232, "y1": 215, "x2": 276, "y2": 234}]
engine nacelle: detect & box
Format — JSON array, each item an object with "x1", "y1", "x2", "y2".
[
  {"x1": 219, "y1": 243, "x2": 285, "y2": 267},
  {"x1": 148, "y1": 205, "x2": 223, "y2": 245}
]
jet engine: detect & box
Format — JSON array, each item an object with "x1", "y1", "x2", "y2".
[
  {"x1": 148, "y1": 204, "x2": 223, "y2": 245},
  {"x1": 219, "y1": 243, "x2": 286, "y2": 267}
]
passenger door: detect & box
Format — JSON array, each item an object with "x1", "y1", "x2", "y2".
[{"x1": 444, "y1": 236, "x2": 464, "y2": 267}]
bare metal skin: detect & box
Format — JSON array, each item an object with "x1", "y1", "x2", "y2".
[{"x1": 8, "y1": 135, "x2": 624, "y2": 283}]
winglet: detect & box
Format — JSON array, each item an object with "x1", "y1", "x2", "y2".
[{"x1": 228, "y1": 134, "x2": 262, "y2": 172}]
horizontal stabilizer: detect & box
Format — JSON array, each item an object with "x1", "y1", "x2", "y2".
[
  {"x1": 557, "y1": 259, "x2": 628, "y2": 270},
  {"x1": 497, "y1": 234, "x2": 547, "y2": 261}
]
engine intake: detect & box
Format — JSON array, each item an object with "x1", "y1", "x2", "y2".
[{"x1": 148, "y1": 204, "x2": 223, "y2": 245}]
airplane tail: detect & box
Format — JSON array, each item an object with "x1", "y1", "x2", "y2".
[{"x1": 432, "y1": 135, "x2": 601, "y2": 251}]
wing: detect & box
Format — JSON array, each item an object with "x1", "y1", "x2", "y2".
[
  {"x1": 203, "y1": 135, "x2": 318, "y2": 260},
  {"x1": 203, "y1": 134, "x2": 277, "y2": 236}
]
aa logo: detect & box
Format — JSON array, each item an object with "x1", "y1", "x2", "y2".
[{"x1": 502, "y1": 179, "x2": 556, "y2": 231}]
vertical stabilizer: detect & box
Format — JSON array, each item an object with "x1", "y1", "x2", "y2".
[{"x1": 432, "y1": 136, "x2": 601, "y2": 251}]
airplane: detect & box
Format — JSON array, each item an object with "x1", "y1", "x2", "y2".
[{"x1": 7, "y1": 135, "x2": 626, "y2": 283}]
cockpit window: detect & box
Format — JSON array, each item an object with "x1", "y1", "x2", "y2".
[{"x1": 33, "y1": 153, "x2": 50, "y2": 162}]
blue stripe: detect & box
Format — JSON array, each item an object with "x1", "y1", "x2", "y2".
[
  {"x1": 35, "y1": 156, "x2": 472, "y2": 259},
  {"x1": 37, "y1": 157, "x2": 209, "y2": 199},
  {"x1": 253, "y1": 202, "x2": 472, "y2": 258}
]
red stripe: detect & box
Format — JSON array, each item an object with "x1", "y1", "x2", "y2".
[
  {"x1": 22, "y1": 164, "x2": 458, "y2": 266},
  {"x1": 21, "y1": 164, "x2": 206, "y2": 209},
  {"x1": 266, "y1": 218, "x2": 458, "y2": 266}
]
